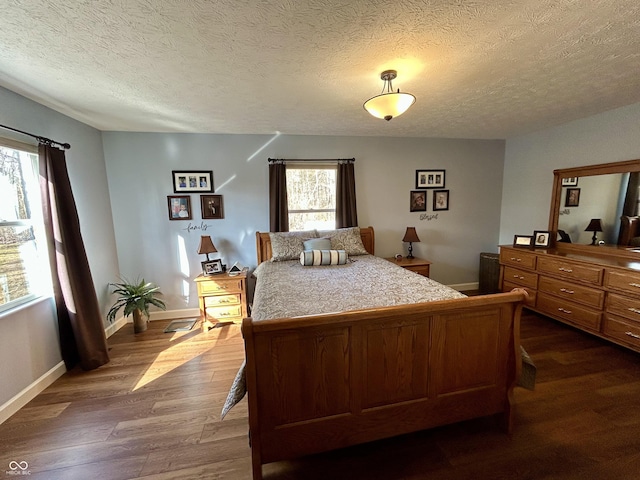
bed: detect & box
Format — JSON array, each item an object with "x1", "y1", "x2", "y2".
[{"x1": 232, "y1": 226, "x2": 527, "y2": 480}]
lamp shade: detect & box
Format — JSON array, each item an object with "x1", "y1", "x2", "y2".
[
  {"x1": 585, "y1": 219, "x2": 603, "y2": 232},
  {"x1": 197, "y1": 235, "x2": 217, "y2": 255},
  {"x1": 402, "y1": 227, "x2": 420, "y2": 243},
  {"x1": 364, "y1": 92, "x2": 416, "y2": 121}
]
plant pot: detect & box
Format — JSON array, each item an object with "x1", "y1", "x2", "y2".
[{"x1": 132, "y1": 309, "x2": 147, "y2": 333}]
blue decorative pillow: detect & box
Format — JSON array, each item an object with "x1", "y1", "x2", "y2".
[
  {"x1": 303, "y1": 237, "x2": 331, "y2": 251},
  {"x1": 300, "y1": 249, "x2": 348, "y2": 266}
]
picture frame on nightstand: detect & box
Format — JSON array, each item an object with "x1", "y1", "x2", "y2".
[{"x1": 202, "y1": 258, "x2": 223, "y2": 275}]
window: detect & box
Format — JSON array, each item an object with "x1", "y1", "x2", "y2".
[
  {"x1": 0, "y1": 139, "x2": 50, "y2": 313},
  {"x1": 286, "y1": 164, "x2": 337, "y2": 231}
]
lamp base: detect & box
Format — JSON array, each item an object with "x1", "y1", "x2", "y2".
[
  {"x1": 590, "y1": 233, "x2": 598, "y2": 245},
  {"x1": 407, "y1": 243, "x2": 414, "y2": 259}
]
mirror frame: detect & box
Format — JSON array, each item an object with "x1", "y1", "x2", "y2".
[{"x1": 549, "y1": 158, "x2": 640, "y2": 256}]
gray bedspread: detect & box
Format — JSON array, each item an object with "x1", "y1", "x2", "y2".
[{"x1": 220, "y1": 255, "x2": 465, "y2": 418}]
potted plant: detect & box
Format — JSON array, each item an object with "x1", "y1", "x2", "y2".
[{"x1": 107, "y1": 277, "x2": 166, "y2": 333}]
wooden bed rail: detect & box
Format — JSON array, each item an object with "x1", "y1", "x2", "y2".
[{"x1": 242, "y1": 289, "x2": 527, "y2": 480}]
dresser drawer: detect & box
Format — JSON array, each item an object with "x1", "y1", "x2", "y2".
[
  {"x1": 537, "y1": 292, "x2": 602, "y2": 331},
  {"x1": 605, "y1": 292, "x2": 640, "y2": 322},
  {"x1": 500, "y1": 249, "x2": 537, "y2": 270},
  {"x1": 204, "y1": 293, "x2": 241, "y2": 307},
  {"x1": 198, "y1": 278, "x2": 244, "y2": 294},
  {"x1": 502, "y1": 281, "x2": 536, "y2": 307},
  {"x1": 537, "y1": 257, "x2": 603, "y2": 286},
  {"x1": 603, "y1": 314, "x2": 640, "y2": 351},
  {"x1": 503, "y1": 267, "x2": 538, "y2": 289},
  {"x1": 604, "y1": 268, "x2": 640, "y2": 296},
  {"x1": 205, "y1": 304, "x2": 243, "y2": 320},
  {"x1": 538, "y1": 276, "x2": 604, "y2": 309}
]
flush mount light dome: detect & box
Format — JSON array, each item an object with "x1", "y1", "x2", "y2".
[{"x1": 363, "y1": 70, "x2": 416, "y2": 121}]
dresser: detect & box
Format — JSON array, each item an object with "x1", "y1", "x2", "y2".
[
  {"x1": 385, "y1": 256, "x2": 431, "y2": 277},
  {"x1": 194, "y1": 272, "x2": 248, "y2": 329},
  {"x1": 499, "y1": 245, "x2": 640, "y2": 353}
]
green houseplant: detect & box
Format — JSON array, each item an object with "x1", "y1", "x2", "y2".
[{"x1": 107, "y1": 278, "x2": 166, "y2": 333}]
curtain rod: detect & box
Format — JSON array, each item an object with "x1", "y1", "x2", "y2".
[
  {"x1": 0, "y1": 123, "x2": 71, "y2": 150},
  {"x1": 268, "y1": 158, "x2": 354, "y2": 163}
]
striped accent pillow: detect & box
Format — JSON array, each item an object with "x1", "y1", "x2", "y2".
[{"x1": 300, "y1": 249, "x2": 348, "y2": 266}]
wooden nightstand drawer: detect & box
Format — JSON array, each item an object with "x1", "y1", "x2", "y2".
[
  {"x1": 385, "y1": 257, "x2": 431, "y2": 278},
  {"x1": 205, "y1": 304, "x2": 243, "y2": 320},
  {"x1": 204, "y1": 293, "x2": 241, "y2": 307},
  {"x1": 503, "y1": 267, "x2": 538, "y2": 289},
  {"x1": 198, "y1": 278, "x2": 243, "y2": 294},
  {"x1": 500, "y1": 248, "x2": 537, "y2": 270},
  {"x1": 537, "y1": 257, "x2": 603, "y2": 286},
  {"x1": 537, "y1": 292, "x2": 601, "y2": 331},
  {"x1": 538, "y1": 276, "x2": 604, "y2": 309}
]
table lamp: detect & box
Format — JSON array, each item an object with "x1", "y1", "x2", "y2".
[
  {"x1": 402, "y1": 227, "x2": 420, "y2": 259},
  {"x1": 585, "y1": 219, "x2": 603, "y2": 245},
  {"x1": 197, "y1": 235, "x2": 218, "y2": 260}
]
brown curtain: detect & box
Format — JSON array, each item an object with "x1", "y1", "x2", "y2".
[
  {"x1": 39, "y1": 144, "x2": 109, "y2": 371},
  {"x1": 336, "y1": 160, "x2": 358, "y2": 228},
  {"x1": 269, "y1": 160, "x2": 289, "y2": 232}
]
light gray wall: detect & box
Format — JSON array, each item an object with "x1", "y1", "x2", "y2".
[
  {"x1": 102, "y1": 133, "x2": 506, "y2": 308},
  {"x1": 0, "y1": 86, "x2": 120, "y2": 406},
  {"x1": 500, "y1": 102, "x2": 640, "y2": 244}
]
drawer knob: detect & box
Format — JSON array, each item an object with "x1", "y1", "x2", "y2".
[
  {"x1": 625, "y1": 331, "x2": 640, "y2": 340},
  {"x1": 629, "y1": 283, "x2": 640, "y2": 288},
  {"x1": 558, "y1": 267, "x2": 573, "y2": 273},
  {"x1": 628, "y1": 307, "x2": 640, "y2": 315},
  {"x1": 560, "y1": 288, "x2": 574, "y2": 294},
  {"x1": 557, "y1": 307, "x2": 572, "y2": 314}
]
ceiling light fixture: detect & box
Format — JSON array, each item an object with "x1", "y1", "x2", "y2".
[{"x1": 363, "y1": 70, "x2": 416, "y2": 121}]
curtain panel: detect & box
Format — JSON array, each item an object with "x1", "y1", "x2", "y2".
[
  {"x1": 39, "y1": 144, "x2": 109, "y2": 370},
  {"x1": 336, "y1": 160, "x2": 358, "y2": 228},
  {"x1": 269, "y1": 161, "x2": 289, "y2": 232}
]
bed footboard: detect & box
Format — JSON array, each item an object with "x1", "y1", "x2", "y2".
[{"x1": 242, "y1": 290, "x2": 526, "y2": 480}]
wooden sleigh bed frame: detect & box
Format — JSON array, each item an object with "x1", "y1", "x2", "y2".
[{"x1": 242, "y1": 227, "x2": 527, "y2": 479}]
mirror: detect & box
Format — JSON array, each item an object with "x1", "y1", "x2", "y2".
[{"x1": 549, "y1": 159, "x2": 640, "y2": 250}]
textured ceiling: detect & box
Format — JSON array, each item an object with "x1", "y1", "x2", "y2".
[{"x1": 1, "y1": 0, "x2": 640, "y2": 139}]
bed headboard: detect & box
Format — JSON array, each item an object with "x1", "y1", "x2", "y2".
[{"x1": 256, "y1": 227, "x2": 375, "y2": 264}]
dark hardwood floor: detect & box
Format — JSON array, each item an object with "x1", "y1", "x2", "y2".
[{"x1": 2, "y1": 310, "x2": 640, "y2": 479}]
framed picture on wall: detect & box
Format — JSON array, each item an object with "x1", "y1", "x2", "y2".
[
  {"x1": 565, "y1": 188, "x2": 580, "y2": 207},
  {"x1": 561, "y1": 177, "x2": 578, "y2": 187},
  {"x1": 416, "y1": 169, "x2": 445, "y2": 189},
  {"x1": 433, "y1": 190, "x2": 449, "y2": 211},
  {"x1": 410, "y1": 190, "x2": 427, "y2": 212},
  {"x1": 201, "y1": 195, "x2": 224, "y2": 219},
  {"x1": 167, "y1": 195, "x2": 192, "y2": 220},
  {"x1": 172, "y1": 170, "x2": 214, "y2": 193}
]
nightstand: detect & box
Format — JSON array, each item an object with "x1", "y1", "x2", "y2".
[
  {"x1": 385, "y1": 256, "x2": 432, "y2": 278},
  {"x1": 194, "y1": 271, "x2": 248, "y2": 329}
]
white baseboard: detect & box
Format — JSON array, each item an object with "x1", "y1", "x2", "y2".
[
  {"x1": 0, "y1": 361, "x2": 66, "y2": 425},
  {"x1": 449, "y1": 282, "x2": 480, "y2": 292}
]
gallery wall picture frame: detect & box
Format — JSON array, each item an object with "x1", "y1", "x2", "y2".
[
  {"x1": 416, "y1": 169, "x2": 446, "y2": 189},
  {"x1": 201, "y1": 194, "x2": 224, "y2": 219},
  {"x1": 433, "y1": 190, "x2": 449, "y2": 211},
  {"x1": 533, "y1": 230, "x2": 551, "y2": 248},
  {"x1": 410, "y1": 190, "x2": 427, "y2": 212},
  {"x1": 565, "y1": 187, "x2": 580, "y2": 207},
  {"x1": 513, "y1": 235, "x2": 533, "y2": 248},
  {"x1": 167, "y1": 195, "x2": 192, "y2": 220},
  {"x1": 172, "y1": 170, "x2": 214, "y2": 193},
  {"x1": 202, "y1": 258, "x2": 223, "y2": 276},
  {"x1": 561, "y1": 177, "x2": 578, "y2": 187}
]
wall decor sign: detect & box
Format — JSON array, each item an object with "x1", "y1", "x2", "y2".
[
  {"x1": 433, "y1": 190, "x2": 449, "y2": 211},
  {"x1": 561, "y1": 177, "x2": 578, "y2": 187},
  {"x1": 410, "y1": 190, "x2": 427, "y2": 212},
  {"x1": 168, "y1": 195, "x2": 192, "y2": 220},
  {"x1": 172, "y1": 170, "x2": 214, "y2": 193},
  {"x1": 416, "y1": 169, "x2": 445, "y2": 189},
  {"x1": 513, "y1": 235, "x2": 533, "y2": 248},
  {"x1": 201, "y1": 194, "x2": 224, "y2": 219},
  {"x1": 565, "y1": 188, "x2": 580, "y2": 207}
]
